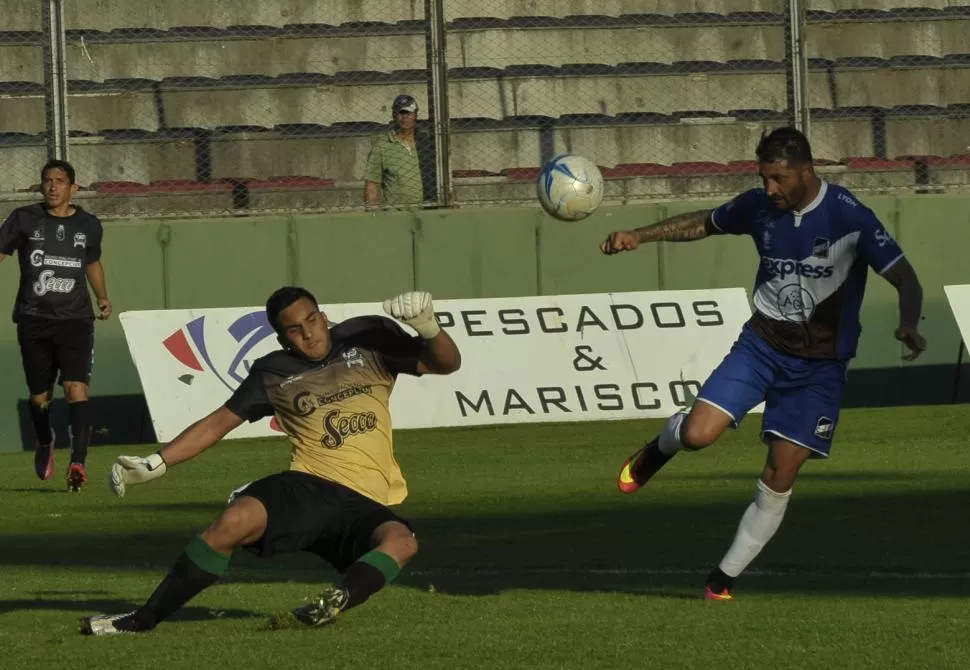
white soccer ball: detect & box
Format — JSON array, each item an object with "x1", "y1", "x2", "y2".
[{"x1": 536, "y1": 153, "x2": 604, "y2": 221}]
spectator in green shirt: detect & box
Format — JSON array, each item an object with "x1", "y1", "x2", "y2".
[{"x1": 363, "y1": 94, "x2": 426, "y2": 209}]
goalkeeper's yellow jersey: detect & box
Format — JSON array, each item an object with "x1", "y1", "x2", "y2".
[{"x1": 225, "y1": 316, "x2": 424, "y2": 506}]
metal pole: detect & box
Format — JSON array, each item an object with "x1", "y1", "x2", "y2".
[
  {"x1": 952, "y1": 340, "x2": 965, "y2": 404},
  {"x1": 41, "y1": 0, "x2": 70, "y2": 161},
  {"x1": 427, "y1": 0, "x2": 453, "y2": 207},
  {"x1": 787, "y1": 0, "x2": 810, "y2": 136}
]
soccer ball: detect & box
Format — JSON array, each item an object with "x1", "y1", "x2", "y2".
[{"x1": 536, "y1": 153, "x2": 604, "y2": 221}]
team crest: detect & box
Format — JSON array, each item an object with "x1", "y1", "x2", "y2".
[
  {"x1": 812, "y1": 237, "x2": 830, "y2": 259},
  {"x1": 342, "y1": 347, "x2": 365, "y2": 368},
  {"x1": 56, "y1": 224, "x2": 65, "y2": 241},
  {"x1": 814, "y1": 416, "x2": 835, "y2": 440}
]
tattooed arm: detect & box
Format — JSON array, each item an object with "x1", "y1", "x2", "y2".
[{"x1": 600, "y1": 209, "x2": 718, "y2": 254}]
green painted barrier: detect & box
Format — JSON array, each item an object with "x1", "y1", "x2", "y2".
[{"x1": 0, "y1": 195, "x2": 967, "y2": 452}]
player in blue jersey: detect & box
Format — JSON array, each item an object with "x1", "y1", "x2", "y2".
[{"x1": 600, "y1": 127, "x2": 926, "y2": 600}]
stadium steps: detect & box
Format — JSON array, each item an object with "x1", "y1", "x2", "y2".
[
  {"x1": 3, "y1": 7, "x2": 968, "y2": 80},
  {"x1": 3, "y1": 55, "x2": 963, "y2": 134},
  {"x1": 3, "y1": 102, "x2": 969, "y2": 192}
]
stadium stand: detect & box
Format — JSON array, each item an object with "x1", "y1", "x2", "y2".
[{"x1": 1, "y1": 1, "x2": 968, "y2": 212}]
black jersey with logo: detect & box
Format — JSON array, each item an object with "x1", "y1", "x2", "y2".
[{"x1": 0, "y1": 204, "x2": 103, "y2": 321}]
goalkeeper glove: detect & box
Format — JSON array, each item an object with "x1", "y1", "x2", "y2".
[
  {"x1": 382, "y1": 291, "x2": 441, "y2": 339},
  {"x1": 110, "y1": 453, "x2": 167, "y2": 498}
]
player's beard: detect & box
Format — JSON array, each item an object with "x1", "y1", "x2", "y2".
[{"x1": 789, "y1": 176, "x2": 807, "y2": 211}]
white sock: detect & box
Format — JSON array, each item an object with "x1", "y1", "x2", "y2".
[
  {"x1": 657, "y1": 411, "x2": 686, "y2": 456},
  {"x1": 718, "y1": 480, "x2": 791, "y2": 578}
]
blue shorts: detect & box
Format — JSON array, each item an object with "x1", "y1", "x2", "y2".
[{"x1": 696, "y1": 325, "x2": 847, "y2": 457}]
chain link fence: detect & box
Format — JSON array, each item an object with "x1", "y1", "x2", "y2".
[
  {"x1": 445, "y1": 0, "x2": 790, "y2": 207},
  {"x1": 1, "y1": 1, "x2": 968, "y2": 219},
  {"x1": 1, "y1": 1, "x2": 49, "y2": 216},
  {"x1": 58, "y1": 0, "x2": 435, "y2": 217},
  {"x1": 804, "y1": 0, "x2": 970, "y2": 192}
]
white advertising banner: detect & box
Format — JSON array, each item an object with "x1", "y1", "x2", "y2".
[
  {"x1": 944, "y1": 284, "x2": 970, "y2": 344},
  {"x1": 119, "y1": 289, "x2": 754, "y2": 442}
]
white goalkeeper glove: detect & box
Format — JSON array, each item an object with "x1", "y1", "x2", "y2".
[
  {"x1": 110, "y1": 453, "x2": 168, "y2": 498},
  {"x1": 382, "y1": 291, "x2": 441, "y2": 339}
]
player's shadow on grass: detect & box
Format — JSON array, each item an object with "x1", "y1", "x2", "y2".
[
  {"x1": 5, "y1": 488, "x2": 65, "y2": 494},
  {"x1": 0, "y1": 597, "x2": 259, "y2": 622},
  {"x1": 681, "y1": 471, "x2": 927, "y2": 482},
  {"x1": 127, "y1": 502, "x2": 225, "y2": 513},
  {"x1": 0, "y1": 487, "x2": 967, "y2": 600}
]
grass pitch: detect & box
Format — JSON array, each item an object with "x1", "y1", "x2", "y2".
[{"x1": 1, "y1": 405, "x2": 968, "y2": 669}]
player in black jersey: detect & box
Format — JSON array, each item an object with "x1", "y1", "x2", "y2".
[{"x1": 0, "y1": 160, "x2": 112, "y2": 491}]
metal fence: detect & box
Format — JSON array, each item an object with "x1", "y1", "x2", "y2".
[{"x1": 1, "y1": 0, "x2": 968, "y2": 219}]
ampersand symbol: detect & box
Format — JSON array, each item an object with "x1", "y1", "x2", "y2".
[{"x1": 573, "y1": 345, "x2": 606, "y2": 371}]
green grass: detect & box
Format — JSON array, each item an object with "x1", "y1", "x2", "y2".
[{"x1": 1, "y1": 405, "x2": 969, "y2": 669}]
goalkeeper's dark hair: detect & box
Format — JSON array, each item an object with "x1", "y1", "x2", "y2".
[
  {"x1": 266, "y1": 286, "x2": 319, "y2": 333},
  {"x1": 756, "y1": 126, "x2": 814, "y2": 165}
]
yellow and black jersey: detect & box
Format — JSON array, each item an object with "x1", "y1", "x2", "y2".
[{"x1": 225, "y1": 315, "x2": 423, "y2": 505}]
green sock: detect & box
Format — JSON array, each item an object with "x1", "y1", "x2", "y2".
[
  {"x1": 184, "y1": 535, "x2": 231, "y2": 575},
  {"x1": 359, "y1": 550, "x2": 401, "y2": 583},
  {"x1": 340, "y1": 550, "x2": 401, "y2": 609}
]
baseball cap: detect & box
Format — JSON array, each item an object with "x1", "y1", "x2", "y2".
[{"x1": 392, "y1": 94, "x2": 418, "y2": 113}]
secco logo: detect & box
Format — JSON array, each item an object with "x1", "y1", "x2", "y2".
[
  {"x1": 321, "y1": 409, "x2": 378, "y2": 449},
  {"x1": 761, "y1": 257, "x2": 834, "y2": 280},
  {"x1": 32, "y1": 270, "x2": 76, "y2": 296}
]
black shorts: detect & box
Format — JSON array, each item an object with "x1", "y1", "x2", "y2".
[
  {"x1": 235, "y1": 470, "x2": 412, "y2": 573},
  {"x1": 16, "y1": 315, "x2": 95, "y2": 395}
]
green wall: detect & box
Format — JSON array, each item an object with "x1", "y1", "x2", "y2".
[{"x1": 1, "y1": 195, "x2": 968, "y2": 452}]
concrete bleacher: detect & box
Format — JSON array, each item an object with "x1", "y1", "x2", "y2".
[
  {"x1": 2, "y1": 56, "x2": 966, "y2": 133},
  {"x1": 2, "y1": 2, "x2": 969, "y2": 214}
]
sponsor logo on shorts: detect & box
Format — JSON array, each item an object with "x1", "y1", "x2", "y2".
[
  {"x1": 814, "y1": 416, "x2": 834, "y2": 440},
  {"x1": 32, "y1": 269, "x2": 76, "y2": 296},
  {"x1": 322, "y1": 409, "x2": 378, "y2": 449}
]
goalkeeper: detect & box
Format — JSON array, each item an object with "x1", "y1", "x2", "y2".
[{"x1": 82, "y1": 286, "x2": 461, "y2": 635}]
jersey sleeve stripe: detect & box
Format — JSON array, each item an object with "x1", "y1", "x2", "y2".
[
  {"x1": 877, "y1": 252, "x2": 905, "y2": 275},
  {"x1": 709, "y1": 209, "x2": 726, "y2": 233}
]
